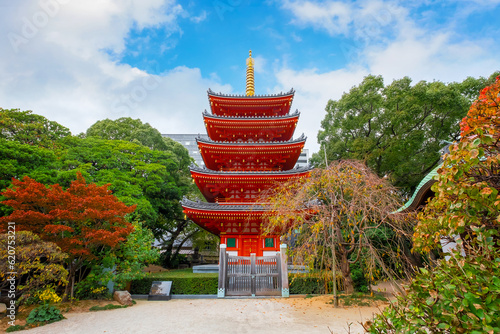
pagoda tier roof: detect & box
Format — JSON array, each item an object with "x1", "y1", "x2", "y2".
[
  {"x1": 207, "y1": 88, "x2": 294, "y2": 117},
  {"x1": 181, "y1": 198, "x2": 269, "y2": 236},
  {"x1": 203, "y1": 110, "x2": 300, "y2": 142},
  {"x1": 197, "y1": 134, "x2": 307, "y2": 171},
  {"x1": 190, "y1": 165, "x2": 311, "y2": 203},
  {"x1": 190, "y1": 164, "x2": 310, "y2": 175}
]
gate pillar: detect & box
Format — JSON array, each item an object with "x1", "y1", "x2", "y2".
[
  {"x1": 218, "y1": 244, "x2": 227, "y2": 298},
  {"x1": 280, "y1": 244, "x2": 289, "y2": 297}
]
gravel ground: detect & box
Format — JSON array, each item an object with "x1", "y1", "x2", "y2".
[{"x1": 17, "y1": 296, "x2": 384, "y2": 334}]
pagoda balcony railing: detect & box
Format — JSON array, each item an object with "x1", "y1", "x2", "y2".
[
  {"x1": 207, "y1": 88, "x2": 294, "y2": 98},
  {"x1": 189, "y1": 164, "x2": 311, "y2": 175},
  {"x1": 196, "y1": 133, "x2": 306, "y2": 145}
]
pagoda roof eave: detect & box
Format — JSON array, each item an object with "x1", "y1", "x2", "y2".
[
  {"x1": 202, "y1": 109, "x2": 300, "y2": 120},
  {"x1": 196, "y1": 134, "x2": 307, "y2": 146},
  {"x1": 190, "y1": 164, "x2": 311, "y2": 176},
  {"x1": 395, "y1": 163, "x2": 441, "y2": 213},
  {"x1": 207, "y1": 88, "x2": 295, "y2": 99},
  {"x1": 181, "y1": 198, "x2": 270, "y2": 212}
]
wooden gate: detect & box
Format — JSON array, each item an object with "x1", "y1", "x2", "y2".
[{"x1": 218, "y1": 244, "x2": 289, "y2": 298}]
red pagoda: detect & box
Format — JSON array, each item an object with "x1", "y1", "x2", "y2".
[{"x1": 181, "y1": 51, "x2": 309, "y2": 257}]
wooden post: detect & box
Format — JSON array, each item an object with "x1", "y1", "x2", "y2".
[
  {"x1": 250, "y1": 253, "x2": 256, "y2": 297},
  {"x1": 280, "y1": 244, "x2": 289, "y2": 297},
  {"x1": 331, "y1": 242, "x2": 338, "y2": 307},
  {"x1": 218, "y1": 244, "x2": 226, "y2": 298}
]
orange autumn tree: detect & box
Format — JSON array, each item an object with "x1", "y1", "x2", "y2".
[{"x1": 0, "y1": 173, "x2": 136, "y2": 299}]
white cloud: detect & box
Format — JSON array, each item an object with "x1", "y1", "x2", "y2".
[
  {"x1": 253, "y1": 55, "x2": 268, "y2": 74},
  {"x1": 190, "y1": 10, "x2": 207, "y2": 23},
  {"x1": 281, "y1": 0, "x2": 409, "y2": 42},
  {"x1": 282, "y1": 0, "x2": 352, "y2": 35},
  {"x1": 0, "y1": 0, "x2": 228, "y2": 136}
]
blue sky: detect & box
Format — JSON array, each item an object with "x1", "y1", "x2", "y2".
[{"x1": 1, "y1": 0, "x2": 499, "y2": 153}]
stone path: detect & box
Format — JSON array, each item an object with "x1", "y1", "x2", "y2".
[{"x1": 20, "y1": 297, "x2": 382, "y2": 334}]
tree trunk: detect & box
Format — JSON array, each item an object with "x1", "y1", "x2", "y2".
[
  {"x1": 334, "y1": 225, "x2": 355, "y2": 294},
  {"x1": 63, "y1": 267, "x2": 74, "y2": 302},
  {"x1": 63, "y1": 260, "x2": 77, "y2": 302},
  {"x1": 339, "y1": 247, "x2": 355, "y2": 294},
  {"x1": 402, "y1": 241, "x2": 423, "y2": 268}
]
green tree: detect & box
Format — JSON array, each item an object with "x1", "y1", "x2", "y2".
[
  {"x1": 0, "y1": 108, "x2": 71, "y2": 148},
  {"x1": 56, "y1": 136, "x2": 193, "y2": 238},
  {"x1": 77, "y1": 118, "x2": 196, "y2": 268},
  {"x1": 0, "y1": 139, "x2": 60, "y2": 194},
  {"x1": 314, "y1": 73, "x2": 499, "y2": 194},
  {"x1": 76, "y1": 220, "x2": 159, "y2": 299}
]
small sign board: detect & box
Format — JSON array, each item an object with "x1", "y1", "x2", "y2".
[{"x1": 148, "y1": 281, "x2": 172, "y2": 301}]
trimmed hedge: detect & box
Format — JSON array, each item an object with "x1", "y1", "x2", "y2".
[
  {"x1": 131, "y1": 276, "x2": 218, "y2": 294},
  {"x1": 131, "y1": 271, "x2": 344, "y2": 295},
  {"x1": 289, "y1": 274, "x2": 344, "y2": 294}
]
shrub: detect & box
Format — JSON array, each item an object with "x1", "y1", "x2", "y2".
[
  {"x1": 289, "y1": 272, "x2": 345, "y2": 295},
  {"x1": 74, "y1": 272, "x2": 111, "y2": 300},
  {"x1": 371, "y1": 234, "x2": 500, "y2": 333},
  {"x1": 350, "y1": 263, "x2": 369, "y2": 293},
  {"x1": 26, "y1": 304, "x2": 64, "y2": 325},
  {"x1": 35, "y1": 287, "x2": 62, "y2": 304}
]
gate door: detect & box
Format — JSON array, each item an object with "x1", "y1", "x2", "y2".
[{"x1": 226, "y1": 254, "x2": 281, "y2": 296}]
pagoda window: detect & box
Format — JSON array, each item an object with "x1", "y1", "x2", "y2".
[
  {"x1": 227, "y1": 238, "x2": 236, "y2": 248},
  {"x1": 264, "y1": 237, "x2": 274, "y2": 248}
]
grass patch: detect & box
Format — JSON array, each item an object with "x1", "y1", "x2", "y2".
[
  {"x1": 131, "y1": 269, "x2": 218, "y2": 294},
  {"x1": 90, "y1": 304, "x2": 129, "y2": 311},
  {"x1": 148, "y1": 268, "x2": 218, "y2": 279},
  {"x1": 329, "y1": 292, "x2": 388, "y2": 307},
  {"x1": 6, "y1": 325, "x2": 25, "y2": 333}
]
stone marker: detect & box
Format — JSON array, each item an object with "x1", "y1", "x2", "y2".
[
  {"x1": 113, "y1": 291, "x2": 133, "y2": 306},
  {"x1": 148, "y1": 281, "x2": 172, "y2": 301}
]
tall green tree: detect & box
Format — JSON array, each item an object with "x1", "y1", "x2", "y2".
[
  {"x1": 0, "y1": 139, "x2": 60, "y2": 193},
  {"x1": 0, "y1": 108, "x2": 71, "y2": 148},
  {"x1": 314, "y1": 73, "x2": 499, "y2": 194},
  {"x1": 82, "y1": 117, "x2": 198, "y2": 267},
  {"x1": 56, "y1": 137, "x2": 192, "y2": 236}
]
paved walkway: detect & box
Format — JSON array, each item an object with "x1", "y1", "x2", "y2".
[{"x1": 20, "y1": 297, "x2": 380, "y2": 334}]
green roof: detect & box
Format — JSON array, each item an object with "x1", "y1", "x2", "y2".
[{"x1": 396, "y1": 163, "x2": 443, "y2": 212}]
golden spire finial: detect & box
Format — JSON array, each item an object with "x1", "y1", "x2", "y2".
[{"x1": 246, "y1": 50, "x2": 255, "y2": 96}]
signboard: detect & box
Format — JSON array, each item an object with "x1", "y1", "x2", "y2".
[{"x1": 148, "y1": 281, "x2": 172, "y2": 301}]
